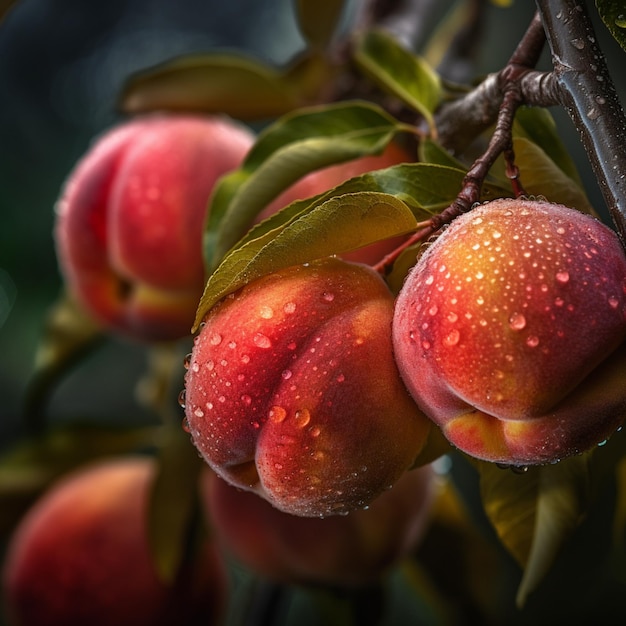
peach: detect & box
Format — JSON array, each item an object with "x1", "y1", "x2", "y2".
[
  {"x1": 255, "y1": 142, "x2": 414, "y2": 265},
  {"x1": 55, "y1": 114, "x2": 254, "y2": 342},
  {"x1": 204, "y1": 465, "x2": 435, "y2": 587},
  {"x1": 202, "y1": 464, "x2": 435, "y2": 587},
  {"x1": 2, "y1": 457, "x2": 227, "y2": 626},
  {"x1": 392, "y1": 198, "x2": 626, "y2": 466},
  {"x1": 183, "y1": 257, "x2": 435, "y2": 517}
]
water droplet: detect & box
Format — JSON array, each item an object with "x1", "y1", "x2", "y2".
[
  {"x1": 509, "y1": 313, "x2": 526, "y2": 330},
  {"x1": 177, "y1": 389, "x2": 186, "y2": 409},
  {"x1": 294, "y1": 409, "x2": 311, "y2": 428},
  {"x1": 447, "y1": 312, "x2": 458, "y2": 323},
  {"x1": 269, "y1": 406, "x2": 287, "y2": 423},
  {"x1": 616, "y1": 14, "x2": 626, "y2": 28},
  {"x1": 309, "y1": 426, "x2": 321, "y2": 437},
  {"x1": 253, "y1": 333, "x2": 272, "y2": 349},
  {"x1": 241, "y1": 394, "x2": 252, "y2": 405},
  {"x1": 181, "y1": 417, "x2": 190, "y2": 433},
  {"x1": 571, "y1": 38, "x2": 585, "y2": 49},
  {"x1": 284, "y1": 302, "x2": 296, "y2": 314},
  {"x1": 209, "y1": 333, "x2": 222, "y2": 346},
  {"x1": 609, "y1": 296, "x2": 620, "y2": 309},
  {"x1": 194, "y1": 407, "x2": 205, "y2": 418},
  {"x1": 287, "y1": 341, "x2": 297, "y2": 350},
  {"x1": 425, "y1": 275, "x2": 434, "y2": 285},
  {"x1": 526, "y1": 335, "x2": 540, "y2": 348},
  {"x1": 444, "y1": 329, "x2": 460, "y2": 346},
  {"x1": 428, "y1": 304, "x2": 438, "y2": 316},
  {"x1": 258, "y1": 306, "x2": 273, "y2": 319},
  {"x1": 336, "y1": 373, "x2": 345, "y2": 383},
  {"x1": 228, "y1": 341, "x2": 237, "y2": 349},
  {"x1": 281, "y1": 369, "x2": 292, "y2": 380},
  {"x1": 322, "y1": 291, "x2": 335, "y2": 302},
  {"x1": 241, "y1": 354, "x2": 251, "y2": 364},
  {"x1": 218, "y1": 395, "x2": 226, "y2": 403},
  {"x1": 183, "y1": 353, "x2": 192, "y2": 369},
  {"x1": 556, "y1": 270, "x2": 570, "y2": 284}
]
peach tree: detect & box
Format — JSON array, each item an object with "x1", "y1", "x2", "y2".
[{"x1": 2, "y1": 0, "x2": 626, "y2": 624}]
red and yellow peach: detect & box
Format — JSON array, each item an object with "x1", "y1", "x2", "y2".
[
  {"x1": 202, "y1": 464, "x2": 436, "y2": 587},
  {"x1": 183, "y1": 257, "x2": 437, "y2": 517},
  {"x1": 2, "y1": 457, "x2": 227, "y2": 626},
  {"x1": 55, "y1": 114, "x2": 254, "y2": 342},
  {"x1": 393, "y1": 198, "x2": 626, "y2": 465}
]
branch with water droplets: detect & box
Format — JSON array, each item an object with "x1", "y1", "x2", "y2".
[{"x1": 535, "y1": 0, "x2": 626, "y2": 245}]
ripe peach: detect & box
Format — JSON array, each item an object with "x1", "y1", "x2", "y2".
[
  {"x1": 55, "y1": 114, "x2": 254, "y2": 342},
  {"x1": 393, "y1": 198, "x2": 626, "y2": 466},
  {"x1": 255, "y1": 142, "x2": 413, "y2": 265},
  {"x1": 202, "y1": 464, "x2": 435, "y2": 587},
  {"x1": 183, "y1": 257, "x2": 435, "y2": 517},
  {"x1": 2, "y1": 458, "x2": 227, "y2": 626}
]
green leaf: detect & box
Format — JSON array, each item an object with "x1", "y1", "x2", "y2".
[
  {"x1": 418, "y1": 139, "x2": 466, "y2": 170},
  {"x1": 353, "y1": 30, "x2": 442, "y2": 132},
  {"x1": 204, "y1": 101, "x2": 417, "y2": 270},
  {"x1": 513, "y1": 107, "x2": 583, "y2": 187},
  {"x1": 147, "y1": 427, "x2": 204, "y2": 582},
  {"x1": 512, "y1": 137, "x2": 596, "y2": 216},
  {"x1": 596, "y1": 0, "x2": 626, "y2": 52},
  {"x1": 0, "y1": 423, "x2": 158, "y2": 540},
  {"x1": 197, "y1": 161, "x2": 510, "y2": 328},
  {"x1": 478, "y1": 456, "x2": 591, "y2": 607},
  {"x1": 196, "y1": 191, "x2": 417, "y2": 328},
  {"x1": 119, "y1": 51, "x2": 331, "y2": 120},
  {"x1": 296, "y1": 0, "x2": 347, "y2": 49}
]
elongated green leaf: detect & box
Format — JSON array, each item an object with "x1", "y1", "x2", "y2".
[
  {"x1": 514, "y1": 107, "x2": 583, "y2": 186},
  {"x1": 353, "y1": 30, "x2": 441, "y2": 131},
  {"x1": 512, "y1": 137, "x2": 596, "y2": 215},
  {"x1": 479, "y1": 456, "x2": 591, "y2": 607},
  {"x1": 148, "y1": 427, "x2": 204, "y2": 582},
  {"x1": 196, "y1": 192, "x2": 417, "y2": 327},
  {"x1": 596, "y1": 1, "x2": 626, "y2": 52},
  {"x1": 296, "y1": 0, "x2": 346, "y2": 49},
  {"x1": 204, "y1": 101, "x2": 416, "y2": 270},
  {"x1": 119, "y1": 52, "x2": 330, "y2": 120}
]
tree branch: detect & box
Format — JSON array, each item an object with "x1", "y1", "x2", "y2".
[
  {"x1": 435, "y1": 12, "x2": 558, "y2": 155},
  {"x1": 535, "y1": 0, "x2": 626, "y2": 244}
]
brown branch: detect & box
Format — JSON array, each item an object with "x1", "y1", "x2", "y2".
[
  {"x1": 435, "y1": 11, "x2": 559, "y2": 155},
  {"x1": 535, "y1": 0, "x2": 626, "y2": 244}
]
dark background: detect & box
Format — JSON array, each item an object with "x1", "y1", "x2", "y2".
[{"x1": 0, "y1": 0, "x2": 624, "y2": 446}]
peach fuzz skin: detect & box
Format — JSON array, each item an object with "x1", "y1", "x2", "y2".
[
  {"x1": 392, "y1": 199, "x2": 626, "y2": 466},
  {"x1": 2, "y1": 457, "x2": 227, "y2": 626},
  {"x1": 183, "y1": 257, "x2": 437, "y2": 518},
  {"x1": 202, "y1": 464, "x2": 435, "y2": 588},
  {"x1": 55, "y1": 114, "x2": 254, "y2": 342},
  {"x1": 255, "y1": 142, "x2": 413, "y2": 266}
]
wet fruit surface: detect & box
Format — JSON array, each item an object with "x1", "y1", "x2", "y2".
[
  {"x1": 393, "y1": 199, "x2": 626, "y2": 464},
  {"x1": 184, "y1": 258, "x2": 432, "y2": 517}
]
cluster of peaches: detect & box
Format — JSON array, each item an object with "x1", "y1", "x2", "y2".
[{"x1": 3, "y1": 113, "x2": 626, "y2": 625}]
